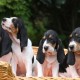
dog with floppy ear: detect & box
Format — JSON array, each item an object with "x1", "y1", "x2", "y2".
[
  {"x1": 1, "y1": 17, "x2": 34, "y2": 77},
  {"x1": 0, "y1": 27, "x2": 12, "y2": 63},
  {"x1": 64, "y1": 27, "x2": 80, "y2": 78},
  {"x1": 36, "y1": 30, "x2": 65, "y2": 77}
]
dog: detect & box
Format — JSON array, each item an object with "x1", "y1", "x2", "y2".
[
  {"x1": 0, "y1": 27, "x2": 12, "y2": 63},
  {"x1": 36, "y1": 30, "x2": 65, "y2": 77},
  {"x1": 64, "y1": 27, "x2": 80, "y2": 78},
  {"x1": 1, "y1": 17, "x2": 34, "y2": 77}
]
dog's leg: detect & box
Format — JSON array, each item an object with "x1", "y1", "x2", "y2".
[
  {"x1": 68, "y1": 65, "x2": 79, "y2": 78},
  {"x1": 52, "y1": 62, "x2": 59, "y2": 77},
  {"x1": 37, "y1": 61, "x2": 43, "y2": 77},
  {"x1": 32, "y1": 55, "x2": 37, "y2": 76},
  {"x1": 25, "y1": 59, "x2": 32, "y2": 77},
  {"x1": 10, "y1": 54, "x2": 18, "y2": 76}
]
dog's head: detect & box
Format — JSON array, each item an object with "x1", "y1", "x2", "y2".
[
  {"x1": 36, "y1": 30, "x2": 65, "y2": 64},
  {"x1": 67, "y1": 27, "x2": 80, "y2": 65},
  {"x1": 1, "y1": 17, "x2": 28, "y2": 49},
  {"x1": 69, "y1": 27, "x2": 80, "y2": 52}
]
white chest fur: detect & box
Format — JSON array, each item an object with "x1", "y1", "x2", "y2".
[{"x1": 42, "y1": 55, "x2": 59, "y2": 76}]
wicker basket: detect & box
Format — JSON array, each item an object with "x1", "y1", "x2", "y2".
[
  {"x1": 33, "y1": 46, "x2": 38, "y2": 55},
  {"x1": 0, "y1": 46, "x2": 80, "y2": 80},
  {"x1": 0, "y1": 61, "x2": 16, "y2": 80}
]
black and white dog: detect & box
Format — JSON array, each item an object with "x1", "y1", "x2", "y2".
[
  {"x1": 1, "y1": 17, "x2": 34, "y2": 77},
  {"x1": 36, "y1": 30, "x2": 65, "y2": 77},
  {"x1": 65, "y1": 27, "x2": 80, "y2": 78}
]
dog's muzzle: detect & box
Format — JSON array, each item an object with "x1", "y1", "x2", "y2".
[
  {"x1": 2, "y1": 18, "x2": 6, "y2": 22},
  {"x1": 44, "y1": 46, "x2": 48, "y2": 51},
  {"x1": 69, "y1": 45, "x2": 74, "y2": 51}
]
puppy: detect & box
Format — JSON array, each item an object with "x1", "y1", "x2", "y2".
[
  {"x1": 36, "y1": 30, "x2": 65, "y2": 77},
  {"x1": 0, "y1": 27, "x2": 12, "y2": 63},
  {"x1": 66, "y1": 27, "x2": 80, "y2": 78},
  {"x1": 1, "y1": 17, "x2": 34, "y2": 77}
]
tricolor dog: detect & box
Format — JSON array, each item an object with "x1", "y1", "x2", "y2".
[
  {"x1": 36, "y1": 30, "x2": 65, "y2": 77},
  {"x1": 65, "y1": 27, "x2": 80, "y2": 78},
  {"x1": 1, "y1": 17, "x2": 34, "y2": 77}
]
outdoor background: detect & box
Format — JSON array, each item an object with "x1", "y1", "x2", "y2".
[{"x1": 0, "y1": 0, "x2": 80, "y2": 48}]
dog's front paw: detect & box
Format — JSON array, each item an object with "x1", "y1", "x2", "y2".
[
  {"x1": 72, "y1": 74, "x2": 79, "y2": 78},
  {"x1": 52, "y1": 74, "x2": 58, "y2": 77},
  {"x1": 37, "y1": 74, "x2": 43, "y2": 77},
  {"x1": 26, "y1": 74, "x2": 32, "y2": 77}
]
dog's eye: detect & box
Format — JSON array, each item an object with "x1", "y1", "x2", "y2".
[
  {"x1": 47, "y1": 38, "x2": 56, "y2": 44},
  {"x1": 12, "y1": 19, "x2": 17, "y2": 23},
  {"x1": 12, "y1": 19, "x2": 18, "y2": 27},
  {"x1": 76, "y1": 36, "x2": 80, "y2": 42}
]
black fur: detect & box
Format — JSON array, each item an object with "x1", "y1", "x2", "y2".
[
  {"x1": 59, "y1": 53, "x2": 68, "y2": 72},
  {"x1": 12, "y1": 18, "x2": 28, "y2": 50},
  {"x1": 57, "y1": 39, "x2": 65, "y2": 64},
  {"x1": 32, "y1": 56, "x2": 34, "y2": 63},
  {"x1": 67, "y1": 51, "x2": 75, "y2": 65},
  {"x1": 60, "y1": 51, "x2": 75, "y2": 72},
  {"x1": 36, "y1": 39, "x2": 45, "y2": 64},
  {"x1": 0, "y1": 27, "x2": 12, "y2": 57}
]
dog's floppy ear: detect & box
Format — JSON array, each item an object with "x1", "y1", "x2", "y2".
[
  {"x1": 0, "y1": 27, "x2": 1, "y2": 41},
  {"x1": 36, "y1": 38, "x2": 45, "y2": 64},
  {"x1": 57, "y1": 39, "x2": 65, "y2": 63},
  {"x1": 67, "y1": 50, "x2": 75, "y2": 65},
  {"x1": 0, "y1": 28, "x2": 12, "y2": 57},
  {"x1": 17, "y1": 18, "x2": 28, "y2": 49},
  {"x1": 0, "y1": 37, "x2": 1, "y2": 55}
]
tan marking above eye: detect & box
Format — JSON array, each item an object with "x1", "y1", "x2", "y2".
[
  {"x1": 75, "y1": 33, "x2": 78, "y2": 37},
  {"x1": 49, "y1": 35, "x2": 52, "y2": 38},
  {"x1": 70, "y1": 34, "x2": 72, "y2": 37},
  {"x1": 43, "y1": 36, "x2": 46, "y2": 39},
  {"x1": 49, "y1": 43, "x2": 56, "y2": 47}
]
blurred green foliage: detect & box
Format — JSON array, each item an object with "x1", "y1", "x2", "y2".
[
  {"x1": 0, "y1": 0, "x2": 80, "y2": 47},
  {"x1": 0, "y1": 0, "x2": 46, "y2": 46}
]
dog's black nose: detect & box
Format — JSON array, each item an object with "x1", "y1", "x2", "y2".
[
  {"x1": 44, "y1": 46, "x2": 48, "y2": 51},
  {"x1": 69, "y1": 45, "x2": 74, "y2": 50},
  {"x1": 2, "y1": 18, "x2": 6, "y2": 22}
]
